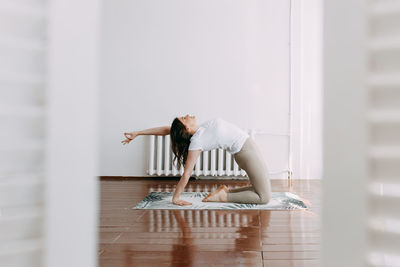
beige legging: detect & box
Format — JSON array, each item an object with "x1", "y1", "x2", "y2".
[{"x1": 227, "y1": 137, "x2": 272, "y2": 204}]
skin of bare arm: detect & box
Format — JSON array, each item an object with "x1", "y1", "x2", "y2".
[
  {"x1": 122, "y1": 126, "x2": 170, "y2": 145},
  {"x1": 172, "y1": 149, "x2": 202, "y2": 206},
  {"x1": 137, "y1": 126, "x2": 170, "y2": 136}
]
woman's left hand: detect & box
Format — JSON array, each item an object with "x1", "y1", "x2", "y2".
[{"x1": 121, "y1": 132, "x2": 138, "y2": 145}]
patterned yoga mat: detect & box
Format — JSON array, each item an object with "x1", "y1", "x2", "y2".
[{"x1": 133, "y1": 191, "x2": 308, "y2": 210}]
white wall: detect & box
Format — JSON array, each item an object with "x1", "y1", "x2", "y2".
[
  {"x1": 290, "y1": 0, "x2": 323, "y2": 180},
  {"x1": 99, "y1": 0, "x2": 322, "y2": 179}
]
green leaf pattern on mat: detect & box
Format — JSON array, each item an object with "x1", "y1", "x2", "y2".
[{"x1": 133, "y1": 191, "x2": 308, "y2": 210}]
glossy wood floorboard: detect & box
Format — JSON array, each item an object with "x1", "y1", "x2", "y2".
[{"x1": 98, "y1": 178, "x2": 321, "y2": 267}]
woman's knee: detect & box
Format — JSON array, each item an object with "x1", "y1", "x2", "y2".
[
  {"x1": 255, "y1": 184, "x2": 271, "y2": 204},
  {"x1": 258, "y1": 193, "x2": 271, "y2": 204}
]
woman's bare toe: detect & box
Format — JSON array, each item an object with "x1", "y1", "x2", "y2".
[
  {"x1": 202, "y1": 185, "x2": 229, "y2": 202},
  {"x1": 202, "y1": 192, "x2": 214, "y2": 202},
  {"x1": 203, "y1": 187, "x2": 228, "y2": 202},
  {"x1": 217, "y1": 184, "x2": 229, "y2": 193}
]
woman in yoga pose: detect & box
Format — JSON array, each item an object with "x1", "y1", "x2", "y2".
[{"x1": 122, "y1": 114, "x2": 272, "y2": 206}]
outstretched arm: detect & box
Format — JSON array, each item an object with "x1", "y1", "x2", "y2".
[
  {"x1": 172, "y1": 150, "x2": 202, "y2": 206},
  {"x1": 122, "y1": 126, "x2": 170, "y2": 145},
  {"x1": 137, "y1": 126, "x2": 170, "y2": 136}
]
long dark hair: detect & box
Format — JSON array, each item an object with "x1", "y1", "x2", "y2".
[{"x1": 170, "y1": 117, "x2": 193, "y2": 170}]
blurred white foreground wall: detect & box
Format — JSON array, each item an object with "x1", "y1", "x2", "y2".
[{"x1": 0, "y1": 0, "x2": 101, "y2": 267}]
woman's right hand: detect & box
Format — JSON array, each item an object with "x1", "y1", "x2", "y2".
[
  {"x1": 172, "y1": 198, "x2": 192, "y2": 206},
  {"x1": 121, "y1": 131, "x2": 138, "y2": 145}
]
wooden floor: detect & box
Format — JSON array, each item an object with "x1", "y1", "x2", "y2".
[{"x1": 98, "y1": 178, "x2": 321, "y2": 267}]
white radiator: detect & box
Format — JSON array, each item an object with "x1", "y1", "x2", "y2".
[{"x1": 147, "y1": 130, "x2": 255, "y2": 177}]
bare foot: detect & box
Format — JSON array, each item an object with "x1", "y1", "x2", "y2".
[
  {"x1": 202, "y1": 191, "x2": 215, "y2": 202},
  {"x1": 202, "y1": 185, "x2": 228, "y2": 201},
  {"x1": 202, "y1": 185, "x2": 229, "y2": 202}
]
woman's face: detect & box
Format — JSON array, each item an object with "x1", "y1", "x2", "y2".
[{"x1": 178, "y1": 114, "x2": 196, "y2": 131}]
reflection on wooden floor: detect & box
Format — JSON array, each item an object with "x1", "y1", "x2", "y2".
[
  {"x1": 147, "y1": 209, "x2": 254, "y2": 232},
  {"x1": 99, "y1": 178, "x2": 321, "y2": 267}
]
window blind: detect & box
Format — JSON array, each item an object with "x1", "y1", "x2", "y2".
[
  {"x1": 0, "y1": 0, "x2": 47, "y2": 266},
  {"x1": 367, "y1": 0, "x2": 400, "y2": 265}
]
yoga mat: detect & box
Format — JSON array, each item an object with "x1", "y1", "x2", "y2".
[{"x1": 133, "y1": 192, "x2": 308, "y2": 210}]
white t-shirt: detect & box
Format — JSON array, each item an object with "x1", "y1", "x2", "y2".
[{"x1": 188, "y1": 117, "x2": 249, "y2": 154}]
